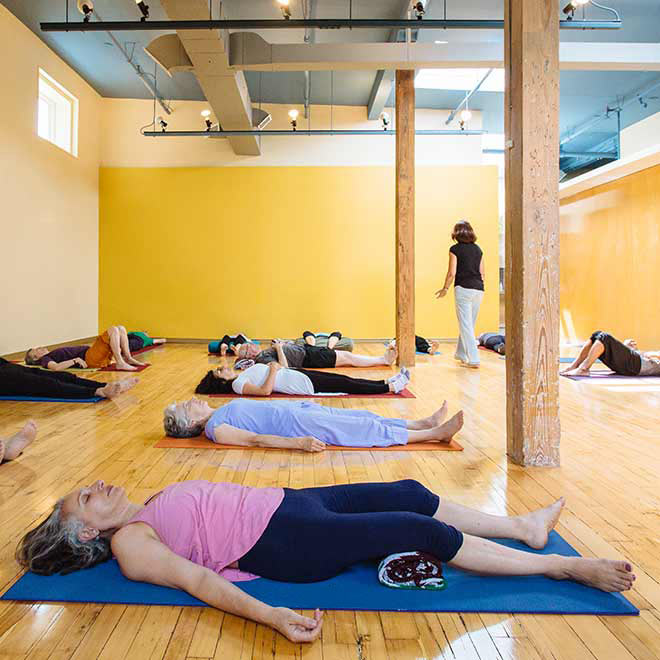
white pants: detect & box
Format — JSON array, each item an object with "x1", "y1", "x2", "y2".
[{"x1": 454, "y1": 286, "x2": 484, "y2": 365}]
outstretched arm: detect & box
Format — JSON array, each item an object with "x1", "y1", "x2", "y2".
[
  {"x1": 214, "y1": 423, "x2": 325, "y2": 452},
  {"x1": 112, "y1": 526, "x2": 323, "y2": 643}
]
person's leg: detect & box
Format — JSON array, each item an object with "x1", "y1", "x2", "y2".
[
  {"x1": 327, "y1": 331, "x2": 342, "y2": 351},
  {"x1": 303, "y1": 331, "x2": 316, "y2": 347},
  {"x1": 1, "y1": 420, "x2": 38, "y2": 461},
  {"x1": 117, "y1": 326, "x2": 144, "y2": 366},
  {"x1": 463, "y1": 290, "x2": 483, "y2": 366},
  {"x1": 415, "y1": 335, "x2": 431, "y2": 354},
  {"x1": 104, "y1": 326, "x2": 135, "y2": 371},
  {"x1": 39, "y1": 368, "x2": 138, "y2": 399},
  {"x1": 449, "y1": 534, "x2": 634, "y2": 592},
  {"x1": 563, "y1": 340, "x2": 604, "y2": 376},
  {"x1": 298, "y1": 368, "x2": 389, "y2": 395},
  {"x1": 560, "y1": 338, "x2": 594, "y2": 373},
  {"x1": 219, "y1": 334, "x2": 233, "y2": 356},
  {"x1": 453, "y1": 288, "x2": 469, "y2": 363},
  {"x1": 334, "y1": 347, "x2": 396, "y2": 367}
]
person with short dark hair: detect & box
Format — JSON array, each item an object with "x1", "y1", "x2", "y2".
[
  {"x1": 435, "y1": 220, "x2": 485, "y2": 368},
  {"x1": 561, "y1": 331, "x2": 660, "y2": 377}
]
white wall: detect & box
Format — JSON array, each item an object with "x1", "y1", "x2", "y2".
[
  {"x1": 0, "y1": 5, "x2": 101, "y2": 355},
  {"x1": 621, "y1": 110, "x2": 660, "y2": 158},
  {"x1": 101, "y1": 99, "x2": 484, "y2": 167}
]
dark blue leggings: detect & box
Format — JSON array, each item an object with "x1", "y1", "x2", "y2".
[{"x1": 238, "y1": 480, "x2": 463, "y2": 582}]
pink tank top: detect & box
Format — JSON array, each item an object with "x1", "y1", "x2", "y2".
[{"x1": 127, "y1": 480, "x2": 284, "y2": 581}]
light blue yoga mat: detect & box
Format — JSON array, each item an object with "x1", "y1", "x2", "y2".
[
  {"x1": 0, "y1": 396, "x2": 103, "y2": 403},
  {"x1": 1, "y1": 532, "x2": 637, "y2": 615}
]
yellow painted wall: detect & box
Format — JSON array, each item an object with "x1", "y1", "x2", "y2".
[
  {"x1": 0, "y1": 5, "x2": 101, "y2": 354},
  {"x1": 560, "y1": 163, "x2": 660, "y2": 349},
  {"x1": 100, "y1": 166, "x2": 498, "y2": 339}
]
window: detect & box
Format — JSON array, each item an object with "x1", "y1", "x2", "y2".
[
  {"x1": 37, "y1": 69, "x2": 78, "y2": 156},
  {"x1": 415, "y1": 68, "x2": 505, "y2": 93}
]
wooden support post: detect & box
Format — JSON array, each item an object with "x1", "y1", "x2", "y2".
[
  {"x1": 504, "y1": 0, "x2": 561, "y2": 466},
  {"x1": 395, "y1": 69, "x2": 416, "y2": 368}
]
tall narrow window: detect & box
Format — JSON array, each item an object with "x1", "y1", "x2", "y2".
[{"x1": 37, "y1": 69, "x2": 78, "y2": 156}]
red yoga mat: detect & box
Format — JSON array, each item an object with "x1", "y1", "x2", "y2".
[
  {"x1": 155, "y1": 435, "x2": 463, "y2": 452},
  {"x1": 206, "y1": 388, "x2": 415, "y2": 399}
]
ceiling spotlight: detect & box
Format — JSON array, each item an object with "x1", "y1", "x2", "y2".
[
  {"x1": 288, "y1": 108, "x2": 299, "y2": 131},
  {"x1": 413, "y1": 2, "x2": 425, "y2": 20},
  {"x1": 379, "y1": 111, "x2": 390, "y2": 131},
  {"x1": 201, "y1": 109, "x2": 213, "y2": 131},
  {"x1": 460, "y1": 109, "x2": 472, "y2": 122},
  {"x1": 76, "y1": 0, "x2": 94, "y2": 22},
  {"x1": 156, "y1": 116, "x2": 167, "y2": 132},
  {"x1": 135, "y1": 0, "x2": 149, "y2": 21},
  {"x1": 562, "y1": 0, "x2": 589, "y2": 18},
  {"x1": 277, "y1": 0, "x2": 291, "y2": 20}
]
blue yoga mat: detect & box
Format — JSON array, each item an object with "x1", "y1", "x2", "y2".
[
  {"x1": 1, "y1": 532, "x2": 637, "y2": 615},
  {"x1": 0, "y1": 396, "x2": 103, "y2": 403}
]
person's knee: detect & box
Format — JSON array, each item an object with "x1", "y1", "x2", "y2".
[
  {"x1": 107, "y1": 325, "x2": 119, "y2": 339},
  {"x1": 395, "y1": 479, "x2": 429, "y2": 495}
]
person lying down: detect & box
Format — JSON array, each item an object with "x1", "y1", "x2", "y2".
[
  {"x1": 17, "y1": 478, "x2": 635, "y2": 644},
  {"x1": 195, "y1": 361, "x2": 411, "y2": 397},
  {"x1": 164, "y1": 397, "x2": 463, "y2": 450},
  {"x1": 561, "y1": 331, "x2": 660, "y2": 377}
]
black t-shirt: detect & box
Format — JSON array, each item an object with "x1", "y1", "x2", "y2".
[{"x1": 450, "y1": 242, "x2": 484, "y2": 291}]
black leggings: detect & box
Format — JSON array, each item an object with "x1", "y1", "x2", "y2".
[
  {"x1": 238, "y1": 480, "x2": 463, "y2": 582},
  {"x1": 0, "y1": 360, "x2": 102, "y2": 399},
  {"x1": 590, "y1": 331, "x2": 641, "y2": 376},
  {"x1": 296, "y1": 368, "x2": 389, "y2": 395}
]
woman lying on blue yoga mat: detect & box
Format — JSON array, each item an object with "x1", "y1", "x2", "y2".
[
  {"x1": 163, "y1": 396, "x2": 463, "y2": 449},
  {"x1": 17, "y1": 478, "x2": 634, "y2": 643}
]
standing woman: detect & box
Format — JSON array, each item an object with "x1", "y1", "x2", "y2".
[{"x1": 435, "y1": 221, "x2": 484, "y2": 368}]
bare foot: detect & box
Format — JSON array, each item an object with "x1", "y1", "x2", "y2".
[
  {"x1": 153, "y1": 338, "x2": 167, "y2": 344},
  {"x1": 460, "y1": 362, "x2": 480, "y2": 369},
  {"x1": 564, "y1": 367, "x2": 589, "y2": 377},
  {"x1": 305, "y1": 336, "x2": 316, "y2": 347},
  {"x1": 430, "y1": 340, "x2": 440, "y2": 354},
  {"x1": 114, "y1": 361, "x2": 137, "y2": 372},
  {"x1": 0, "y1": 440, "x2": 5, "y2": 463},
  {"x1": 517, "y1": 498, "x2": 565, "y2": 549},
  {"x1": 127, "y1": 358, "x2": 145, "y2": 367},
  {"x1": 220, "y1": 345, "x2": 227, "y2": 357},
  {"x1": 4, "y1": 420, "x2": 38, "y2": 461},
  {"x1": 428, "y1": 401, "x2": 448, "y2": 427},
  {"x1": 117, "y1": 377, "x2": 139, "y2": 393},
  {"x1": 553, "y1": 557, "x2": 636, "y2": 593},
  {"x1": 432, "y1": 411, "x2": 464, "y2": 442},
  {"x1": 385, "y1": 346, "x2": 397, "y2": 365}
]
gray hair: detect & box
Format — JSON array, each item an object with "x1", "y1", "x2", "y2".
[
  {"x1": 163, "y1": 402, "x2": 205, "y2": 438},
  {"x1": 16, "y1": 501, "x2": 111, "y2": 575}
]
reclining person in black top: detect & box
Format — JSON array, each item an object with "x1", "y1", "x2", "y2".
[{"x1": 561, "y1": 331, "x2": 660, "y2": 377}]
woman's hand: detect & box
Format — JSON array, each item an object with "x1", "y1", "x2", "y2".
[
  {"x1": 300, "y1": 436, "x2": 325, "y2": 452},
  {"x1": 268, "y1": 361, "x2": 282, "y2": 372},
  {"x1": 435, "y1": 288, "x2": 448, "y2": 299},
  {"x1": 270, "y1": 607, "x2": 324, "y2": 643},
  {"x1": 73, "y1": 358, "x2": 88, "y2": 368}
]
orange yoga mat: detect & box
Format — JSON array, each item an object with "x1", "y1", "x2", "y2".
[{"x1": 155, "y1": 436, "x2": 463, "y2": 452}]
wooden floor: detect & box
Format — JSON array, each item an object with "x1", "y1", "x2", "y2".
[{"x1": 0, "y1": 342, "x2": 659, "y2": 659}]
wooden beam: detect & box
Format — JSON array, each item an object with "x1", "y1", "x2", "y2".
[
  {"x1": 504, "y1": 0, "x2": 561, "y2": 466},
  {"x1": 395, "y1": 69, "x2": 416, "y2": 368}
]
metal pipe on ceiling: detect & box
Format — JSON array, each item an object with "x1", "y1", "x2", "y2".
[
  {"x1": 142, "y1": 129, "x2": 487, "y2": 137},
  {"x1": 445, "y1": 69, "x2": 493, "y2": 125},
  {"x1": 40, "y1": 18, "x2": 622, "y2": 32}
]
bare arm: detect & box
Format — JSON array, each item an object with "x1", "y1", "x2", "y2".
[
  {"x1": 435, "y1": 252, "x2": 457, "y2": 298},
  {"x1": 46, "y1": 358, "x2": 87, "y2": 371},
  {"x1": 213, "y1": 423, "x2": 325, "y2": 452},
  {"x1": 240, "y1": 362, "x2": 281, "y2": 396},
  {"x1": 274, "y1": 341, "x2": 289, "y2": 368},
  {"x1": 112, "y1": 526, "x2": 323, "y2": 643}
]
